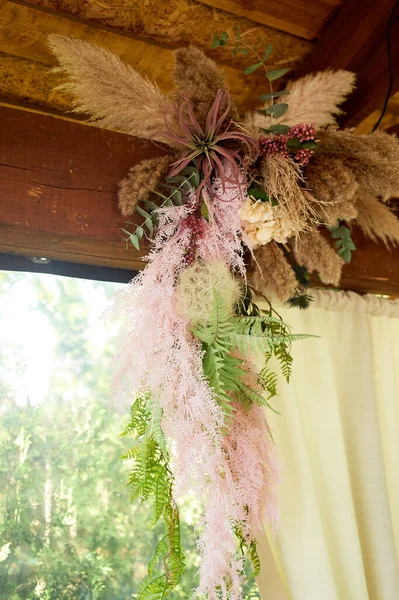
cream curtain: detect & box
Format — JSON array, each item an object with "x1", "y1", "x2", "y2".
[{"x1": 256, "y1": 290, "x2": 399, "y2": 600}]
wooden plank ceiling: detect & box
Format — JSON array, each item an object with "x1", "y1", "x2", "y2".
[
  {"x1": 1, "y1": 0, "x2": 398, "y2": 128},
  {"x1": 1, "y1": 0, "x2": 399, "y2": 293}
]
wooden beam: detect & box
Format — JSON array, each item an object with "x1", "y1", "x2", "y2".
[
  {"x1": 1, "y1": 105, "x2": 399, "y2": 295},
  {"x1": 197, "y1": 0, "x2": 343, "y2": 41},
  {"x1": 0, "y1": 0, "x2": 309, "y2": 116},
  {"x1": 295, "y1": 0, "x2": 399, "y2": 127},
  {"x1": 0, "y1": 105, "x2": 164, "y2": 270}
]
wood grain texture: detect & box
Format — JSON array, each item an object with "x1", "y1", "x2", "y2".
[
  {"x1": 0, "y1": 0, "x2": 310, "y2": 115},
  {"x1": 197, "y1": 0, "x2": 343, "y2": 40},
  {"x1": 0, "y1": 105, "x2": 166, "y2": 269},
  {"x1": 1, "y1": 105, "x2": 399, "y2": 295},
  {"x1": 295, "y1": 0, "x2": 399, "y2": 127}
]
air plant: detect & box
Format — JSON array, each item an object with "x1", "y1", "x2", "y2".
[{"x1": 161, "y1": 89, "x2": 259, "y2": 197}]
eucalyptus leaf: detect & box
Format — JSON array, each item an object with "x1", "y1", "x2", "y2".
[
  {"x1": 129, "y1": 233, "x2": 140, "y2": 251},
  {"x1": 260, "y1": 103, "x2": 288, "y2": 117},
  {"x1": 142, "y1": 200, "x2": 159, "y2": 212},
  {"x1": 259, "y1": 90, "x2": 290, "y2": 101},
  {"x1": 262, "y1": 43, "x2": 273, "y2": 61},
  {"x1": 263, "y1": 124, "x2": 291, "y2": 134},
  {"x1": 266, "y1": 68, "x2": 290, "y2": 81},
  {"x1": 244, "y1": 62, "x2": 263, "y2": 75},
  {"x1": 238, "y1": 48, "x2": 250, "y2": 55},
  {"x1": 302, "y1": 140, "x2": 318, "y2": 149},
  {"x1": 170, "y1": 188, "x2": 182, "y2": 205},
  {"x1": 135, "y1": 205, "x2": 152, "y2": 221},
  {"x1": 136, "y1": 227, "x2": 144, "y2": 240},
  {"x1": 212, "y1": 36, "x2": 221, "y2": 49}
]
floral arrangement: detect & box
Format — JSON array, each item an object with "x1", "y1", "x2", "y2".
[{"x1": 49, "y1": 30, "x2": 399, "y2": 599}]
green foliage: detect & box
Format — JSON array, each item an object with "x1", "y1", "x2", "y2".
[
  {"x1": 266, "y1": 69, "x2": 290, "y2": 81},
  {"x1": 261, "y1": 124, "x2": 291, "y2": 135},
  {"x1": 327, "y1": 222, "x2": 357, "y2": 263},
  {"x1": 121, "y1": 167, "x2": 200, "y2": 250},
  {"x1": 212, "y1": 29, "x2": 289, "y2": 87},
  {"x1": 259, "y1": 90, "x2": 290, "y2": 102},
  {"x1": 259, "y1": 103, "x2": 289, "y2": 118},
  {"x1": 193, "y1": 289, "x2": 311, "y2": 422},
  {"x1": 0, "y1": 272, "x2": 207, "y2": 600},
  {"x1": 121, "y1": 395, "x2": 184, "y2": 599},
  {"x1": 247, "y1": 185, "x2": 271, "y2": 203},
  {"x1": 287, "y1": 291, "x2": 314, "y2": 310}
]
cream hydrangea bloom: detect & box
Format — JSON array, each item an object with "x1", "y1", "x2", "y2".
[{"x1": 239, "y1": 196, "x2": 296, "y2": 248}]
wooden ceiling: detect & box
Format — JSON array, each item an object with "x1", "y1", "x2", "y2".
[
  {"x1": 1, "y1": 0, "x2": 399, "y2": 295},
  {"x1": 0, "y1": 0, "x2": 398, "y2": 131}
]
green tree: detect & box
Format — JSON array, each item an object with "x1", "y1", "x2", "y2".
[{"x1": 0, "y1": 272, "x2": 259, "y2": 599}]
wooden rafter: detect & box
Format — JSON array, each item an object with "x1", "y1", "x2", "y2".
[
  {"x1": 295, "y1": 0, "x2": 399, "y2": 127},
  {"x1": 197, "y1": 0, "x2": 343, "y2": 40},
  {"x1": 0, "y1": 0, "x2": 310, "y2": 116},
  {"x1": 1, "y1": 105, "x2": 399, "y2": 295}
]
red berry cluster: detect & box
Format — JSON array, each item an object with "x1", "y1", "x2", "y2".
[
  {"x1": 182, "y1": 211, "x2": 206, "y2": 265},
  {"x1": 259, "y1": 134, "x2": 290, "y2": 159},
  {"x1": 289, "y1": 122, "x2": 316, "y2": 143},
  {"x1": 259, "y1": 122, "x2": 316, "y2": 166}
]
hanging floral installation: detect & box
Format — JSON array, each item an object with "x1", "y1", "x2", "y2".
[{"x1": 49, "y1": 29, "x2": 399, "y2": 599}]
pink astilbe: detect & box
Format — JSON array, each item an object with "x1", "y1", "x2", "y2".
[
  {"x1": 110, "y1": 185, "x2": 279, "y2": 599},
  {"x1": 198, "y1": 166, "x2": 248, "y2": 275}
]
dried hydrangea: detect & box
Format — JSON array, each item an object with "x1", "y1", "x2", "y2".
[{"x1": 239, "y1": 196, "x2": 297, "y2": 247}]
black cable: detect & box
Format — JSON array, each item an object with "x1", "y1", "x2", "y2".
[{"x1": 372, "y1": 0, "x2": 399, "y2": 132}]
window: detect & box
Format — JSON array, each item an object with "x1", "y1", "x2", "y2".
[{"x1": 0, "y1": 271, "x2": 259, "y2": 599}]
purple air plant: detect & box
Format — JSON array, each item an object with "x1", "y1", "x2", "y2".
[{"x1": 162, "y1": 89, "x2": 258, "y2": 198}]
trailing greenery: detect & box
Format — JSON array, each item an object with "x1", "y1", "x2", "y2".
[
  {"x1": 121, "y1": 394, "x2": 184, "y2": 599},
  {"x1": 327, "y1": 222, "x2": 356, "y2": 263},
  {"x1": 121, "y1": 167, "x2": 200, "y2": 250},
  {"x1": 193, "y1": 290, "x2": 313, "y2": 422}
]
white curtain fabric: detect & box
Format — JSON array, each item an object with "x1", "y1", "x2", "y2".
[{"x1": 256, "y1": 290, "x2": 399, "y2": 600}]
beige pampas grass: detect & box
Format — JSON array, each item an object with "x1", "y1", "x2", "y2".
[
  {"x1": 261, "y1": 155, "x2": 324, "y2": 231},
  {"x1": 249, "y1": 242, "x2": 297, "y2": 302},
  {"x1": 246, "y1": 70, "x2": 355, "y2": 133},
  {"x1": 292, "y1": 229, "x2": 344, "y2": 286},
  {"x1": 48, "y1": 35, "x2": 180, "y2": 146},
  {"x1": 355, "y1": 191, "x2": 399, "y2": 247},
  {"x1": 118, "y1": 156, "x2": 172, "y2": 216},
  {"x1": 305, "y1": 156, "x2": 359, "y2": 225},
  {"x1": 174, "y1": 46, "x2": 237, "y2": 126},
  {"x1": 316, "y1": 128, "x2": 399, "y2": 200}
]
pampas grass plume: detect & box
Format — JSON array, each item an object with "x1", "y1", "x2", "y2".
[
  {"x1": 292, "y1": 229, "x2": 344, "y2": 286},
  {"x1": 246, "y1": 70, "x2": 355, "y2": 132},
  {"x1": 48, "y1": 35, "x2": 181, "y2": 145},
  {"x1": 249, "y1": 242, "x2": 297, "y2": 302},
  {"x1": 118, "y1": 156, "x2": 172, "y2": 216},
  {"x1": 355, "y1": 192, "x2": 399, "y2": 247},
  {"x1": 261, "y1": 155, "x2": 322, "y2": 230},
  {"x1": 174, "y1": 46, "x2": 237, "y2": 126},
  {"x1": 176, "y1": 262, "x2": 242, "y2": 325}
]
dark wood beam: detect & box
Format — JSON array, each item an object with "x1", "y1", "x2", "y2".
[
  {"x1": 295, "y1": 0, "x2": 399, "y2": 127},
  {"x1": 0, "y1": 104, "x2": 166, "y2": 270},
  {"x1": 197, "y1": 0, "x2": 342, "y2": 41},
  {"x1": 1, "y1": 105, "x2": 399, "y2": 295}
]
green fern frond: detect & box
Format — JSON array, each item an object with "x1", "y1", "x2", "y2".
[
  {"x1": 122, "y1": 394, "x2": 184, "y2": 599},
  {"x1": 248, "y1": 540, "x2": 261, "y2": 577}
]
